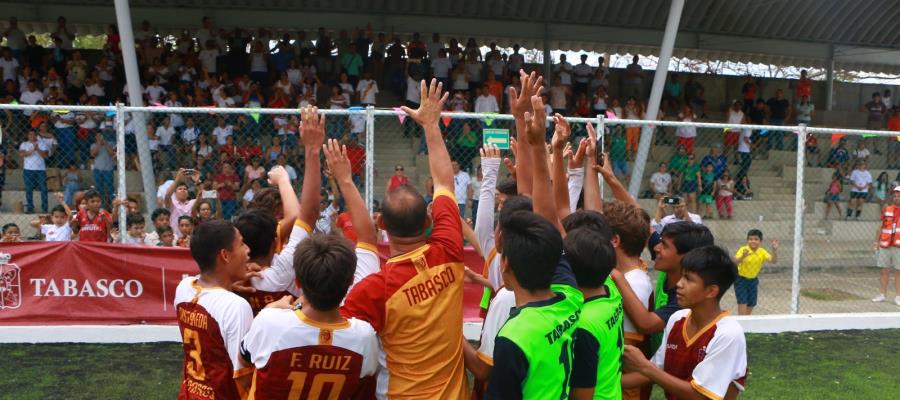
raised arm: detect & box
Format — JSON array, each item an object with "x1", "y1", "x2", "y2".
[
  {"x1": 582, "y1": 127, "x2": 602, "y2": 212},
  {"x1": 566, "y1": 140, "x2": 587, "y2": 212},
  {"x1": 400, "y1": 79, "x2": 452, "y2": 193},
  {"x1": 593, "y1": 132, "x2": 640, "y2": 209},
  {"x1": 523, "y1": 95, "x2": 564, "y2": 234},
  {"x1": 165, "y1": 169, "x2": 186, "y2": 209},
  {"x1": 323, "y1": 138, "x2": 377, "y2": 245},
  {"x1": 267, "y1": 165, "x2": 299, "y2": 237},
  {"x1": 549, "y1": 116, "x2": 572, "y2": 221},
  {"x1": 475, "y1": 145, "x2": 501, "y2": 253},
  {"x1": 509, "y1": 71, "x2": 543, "y2": 196},
  {"x1": 299, "y1": 106, "x2": 325, "y2": 228}
]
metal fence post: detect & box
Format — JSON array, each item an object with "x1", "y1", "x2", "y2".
[
  {"x1": 596, "y1": 115, "x2": 606, "y2": 199},
  {"x1": 365, "y1": 106, "x2": 375, "y2": 212},
  {"x1": 790, "y1": 124, "x2": 807, "y2": 314},
  {"x1": 115, "y1": 103, "x2": 127, "y2": 243}
]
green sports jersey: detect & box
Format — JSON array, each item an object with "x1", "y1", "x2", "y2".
[
  {"x1": 570, "y1": 282, "x2": 624, "y2": 400},
  {"x1": 485, "y1": 257, "x2": 584, "y2": 400}
]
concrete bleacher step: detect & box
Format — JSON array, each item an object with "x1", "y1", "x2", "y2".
[{"x1": 2, "y1": 169, "x2": 144, "y2": 192}]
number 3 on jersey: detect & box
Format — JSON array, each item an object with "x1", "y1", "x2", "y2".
[
  {"x1": 287, "y1": 371, "x2": 346, "y2": 400},
  {"x1": 183, "y1": 328, "x2": 206, "y2": 381}
]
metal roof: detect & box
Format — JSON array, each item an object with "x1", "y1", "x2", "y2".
[{"x1": 5, "y1": 0, "x2": 900, "y2": 72}]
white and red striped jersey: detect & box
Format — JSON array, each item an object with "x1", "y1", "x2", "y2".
[
  {"x1": 174, "y1": 277, "x2": 254, "y2": 399},
  {"x1": 240, "y1": 308, "x2": 379, "y2": 399}
]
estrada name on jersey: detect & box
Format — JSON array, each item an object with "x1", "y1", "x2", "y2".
[{"x1": 174, "y1": 277, "x2": 254, "y2": 400}]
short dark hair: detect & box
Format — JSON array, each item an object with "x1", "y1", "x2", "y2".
[
  {"x1": 564, "y1": 228, "x2": 616, "y2": 288},
  {"x1": 175, "y1": 180, "x2": 190, "y2": 190},
  {"x1": 3, "y1": 223, "x2": 19, "y2": 233},
  {"x1": 126, "y1": 213, "x2": 145, "y2": 229},
  {"x1": 501, "y1": 211, "x2": 563, "y2": 292},
  {"x1": 151, "y1": 208, "x2": 171, "y2": 221},
  {"x1": 747, "y1": 229, "x2": 763, "y2": 240},
  {"x1": 248, "y1": 187, "x2": 282, "y2": 214},
  {"x1": 178, "y1": 215, "x2": 193, "y2": 224},
  {"x1": 84, "y1": 189, "x2": 101, "y2": 200},
  {"x1": 51, "y1": 205, "x2": 67, "y2": 215},
  {"x1": 156, "y1": 225, "x2": 173, "y2": 236},
  {"x1": 680, "y1": 246, "x2": 737, "y2": 300},
  {"x1": 602, "y1": 200, "x2": 651, "y2": 257},
  {"x1": 293, "y1": 234, "x2": 357, "y2": 310},
  {"x1": 496, "y1": 179, "x2": 517, "y2": 196},
  {"x1": 562, "y1": 210, "x2": 613, "y2": 240},
  {"x1": 233, "y1": 209, "x2": 277, "y2": 259},
  {"x1": 381, "y1": 185, "x2": 427, "y2": 237},
  {"x1": 498, "y1": 196, "x2": 533, "y2": 228},
  {"x1": 190, "y1": 220, "x2": 238, "y2": 274},
  {"x1": 661, "y1": 222, "x2": 714, "y2": 255}
]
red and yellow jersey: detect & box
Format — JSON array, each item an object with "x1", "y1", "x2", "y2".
[
  {"x1": 244, "y1": 219, "x2": 381, "y2": 314},
  {"x1": 240, "y1": 308, "x2": 379, "y2": 400},
  {"x1": 174, "y1": 277, "x2": 254, "y2": 400},
  {"x1": 652, "y1": 309, "x2": 748, "y2": 400},
  {"x1": 342, "y1": 190, "x2": 468, "y2": 399}
]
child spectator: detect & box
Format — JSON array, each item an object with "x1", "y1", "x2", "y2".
[
  {"x1": 243, "y1": 178, "x2": 263, "y2": 208},
  {"x1": 824, "y1": 171, "x2": 843, "y2": 220},
  {"x1": 176, "y1": 215, "x2": 193, "y2": 248},
  {"x1": 874, "y1": 172, "x2": 890, "y2": 210},
  {"x1": 123, "y1": 212, "x2": 147, "y2": 245},
  {"x1": 681, "y1": 154, "x2": 701, "y2": 213},
  {"x1": 825, "y1": 138, "x2": 850, "y2": 176},
  {"x1": 32, "y1": 194, "x2": 72, "y2": 241},
  {"x1": 622, "y1": 246, "x2": 747, "y2": 399},
  {"x1": 846, "y1": 160, "x2": 872, "y2": 220},
  {"x1": 1, "y1": 223, "x2": 22, "y2": 242},
  {"x1": 716, "y1": 170, "x2": 735, "y2": 219},
  {"x1": 699, "y1": 163, "x2": 716, "y2": 219},
  {"x1": 650, "y1": 162, "x2": 672, "y2": 199},
  {"x1": 143, "y1": 208, "x2": 172, "y2": 246},
  {"x1": 734, "y1": 229, "x2": 778, "y2": 315},
  {"x1": 735, "y1": 175, "x2": 754, "y2": 201},
  {"x1": 156, "y1": 225, "x2": 175, "y2": 247},
  {"x1": 71, "y1": 189, "x2": 112, "y2": 242}
]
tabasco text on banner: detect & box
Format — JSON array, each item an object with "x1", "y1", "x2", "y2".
[{"x1": 0, "y1": 242, "x2": 487, "y2": 325}]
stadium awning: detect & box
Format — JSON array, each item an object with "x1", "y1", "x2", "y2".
[{"x1": 3, "y1": 0, "x2": 900, "y2": 73}]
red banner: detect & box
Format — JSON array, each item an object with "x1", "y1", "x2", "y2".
[{"x1": 0, "y1": 242, "x2": 487, "y2": 325}]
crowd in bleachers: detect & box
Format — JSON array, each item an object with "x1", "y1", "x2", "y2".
[{"x1": 2, "y1": 15, "x2": 900, "y2": 226}]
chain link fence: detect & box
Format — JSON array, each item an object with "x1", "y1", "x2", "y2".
[{"x1": 1, "y1": 102, "x2": 898, "y2": 315}]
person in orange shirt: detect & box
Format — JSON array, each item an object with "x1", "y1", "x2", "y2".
[
  {"x1": 342, "y1": 79, "x2": 469, "y2": 399},
  {"x1": 796, "y1": 69, "x2": 812, "y2": 99},
  {"x1": 484, "y1": 72, "x2": 503, "y2": 107}
]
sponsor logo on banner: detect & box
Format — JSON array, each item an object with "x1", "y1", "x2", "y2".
[{"x1": 0, "y1": 253, "x2": 22, "y2": 310}]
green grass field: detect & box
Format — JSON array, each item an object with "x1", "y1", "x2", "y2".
[{"x1": 2, "y1": 329, "x2": 898, "y2": 399}]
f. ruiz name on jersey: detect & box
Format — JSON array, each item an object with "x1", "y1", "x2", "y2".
[
  {"x1": 545, "y1": 309, "x2": 581, "y2": 344},
  {"x1": 402, "y1": 264, "x2": 457, "y2": 306},
  {"x1": 178, "y1": 308, "x2": 209, "y2": 330},
  {"x1": 289, "y1": 352, "x2": 352, "y2": 371}
]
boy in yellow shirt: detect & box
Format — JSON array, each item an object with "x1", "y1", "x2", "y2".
[{"x1": 734, "y1": 229, "x2": 778, "y2": 315}]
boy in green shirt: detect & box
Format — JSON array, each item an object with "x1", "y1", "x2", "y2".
[
  {"x1": 566, "y1": 226, "x2": 623, "y2": 400},
  {"x1": 609, "y1": 129, "x2": 629, "y2": 179},
  {"x1": 734, "y1": 229, "x2": 778, "y2": 315}
]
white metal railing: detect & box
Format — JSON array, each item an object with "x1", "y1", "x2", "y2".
[{"x1": 2, "y1": 103, "x2": 898, "y2": 315}]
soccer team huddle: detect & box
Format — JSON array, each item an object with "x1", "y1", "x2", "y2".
[{"x1": 176, "y1": 73, "x2": 747, "y2": 400}]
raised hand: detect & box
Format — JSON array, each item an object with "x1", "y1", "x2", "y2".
[
  {"x1": 300, "y1": 106, "x2": 325, "y2": 148},
  {"x1": 523, "y1": 95, "x2": 547, "y2": 147},
  {"x1": 400, "y1": 79, "x2": 448, "y2": 127},
  {"x1": 480, "y1": 143, "x2": 501, "y2": 160},
  {"x1": 742, "y1": 248, "x2": 751, "y2": 257},
  {"x1": 771, "y1": 240, "x2": 779, "y2": 250},
  {"x1": 550, "y1": 113, "x2": 571, "y2": 153},
  {"x1": 323, "y1": 138, "x2": 352, "y2": 182},
  {"x1": 571, "y1": 138, "x2": 588, "y2": 168},
  {"x1": 508, "y1": 70, "x2": 544, "y2": 117},
  {"x1": 267, "y1": 165, "x2": 290, "y2": 187}
]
